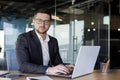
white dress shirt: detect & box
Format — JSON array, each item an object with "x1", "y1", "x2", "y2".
[{"x1": 35, "y1": 31, "x2": 50, "y2": 66}]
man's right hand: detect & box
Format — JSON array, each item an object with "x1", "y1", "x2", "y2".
[{"x1": 47, "y1": 64, "x2": 71, "y2": 74}]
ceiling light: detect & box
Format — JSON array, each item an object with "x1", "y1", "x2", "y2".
[
  {"x1": 91, "y1": 21, "x2": 94, "y2": 25},
  {"x1": 118, "y1": 28, "x2": 120, "y2": 31},
  {"x1": 52, "y1": 15, "x2": 63, "y2": 21},
  {"x1": 87, "y1": 29, "x2": 91, "y2": 32},
  {"x1": 93, "y1": 28, "x2": 96, "y2": 31},
  {"x1": 74, "y1": 19, "x2": 78, "y2": 22}
]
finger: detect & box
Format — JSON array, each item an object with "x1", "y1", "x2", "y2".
[
  {"x1": 57, "y1": 64, "x2": 68, "y2": 70},
  {"x1": 65, "y1": 65, "x2": 74, "y2": 72},
  {"x1": 57, "y1": 67, "x2": 69, "y2": 73},
  {"x1": 57, "y1": 69, "x2": 69, "y2": 74},
  {"x1": 67, "y1": 64, "x2": 74, "y2": 68},
  {"x1": 55, "y1": 64, "x2": 71, "y2": 74},
  {"x1": 55, "y1": 65, "x2": 68, "y2": 73}
]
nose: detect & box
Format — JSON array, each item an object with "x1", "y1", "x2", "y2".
[{"x1": 40, "y1": 21, "x2": 45, "y2": 25}]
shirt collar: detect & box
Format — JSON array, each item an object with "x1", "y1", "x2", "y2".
[{"x1": 35, "y1": 30, "x2": 50, "y2": 42}]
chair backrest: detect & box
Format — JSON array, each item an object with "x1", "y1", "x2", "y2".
[{"x1": 5, "y1": 49, "x2": 19, "y2": 70}]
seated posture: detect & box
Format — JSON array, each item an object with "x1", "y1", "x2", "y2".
[{"x1": 16, "y1": 9, "x2": 74, "y2": 74}]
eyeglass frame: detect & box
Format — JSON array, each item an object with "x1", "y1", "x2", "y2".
[{"x1": 34, "y1": 18, "x2": 51, "y2": 25}]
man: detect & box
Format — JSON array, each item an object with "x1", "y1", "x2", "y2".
[{"x1": 16, "y1": 9, "x2": 73, "y2": 74}]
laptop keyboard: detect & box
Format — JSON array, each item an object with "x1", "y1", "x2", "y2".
[{"x1": 56, "y1": 72, "x2": 72, "y2": 76}]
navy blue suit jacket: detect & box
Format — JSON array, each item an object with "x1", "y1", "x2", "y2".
[{"x1": 16, "y1": 30, "x2": 63, "y2": 74}]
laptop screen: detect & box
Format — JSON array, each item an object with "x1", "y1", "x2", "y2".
[{"x1": 72, "y1": 46, "x2": 100, "y2": 78}]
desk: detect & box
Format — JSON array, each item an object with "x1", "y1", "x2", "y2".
[{"x1": 2, "y1": 70, "x2": 120, "y2": 80}]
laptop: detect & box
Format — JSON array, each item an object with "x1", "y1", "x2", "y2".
[{"x1": 47, "y1": 46, "x2": 100, "y2": 78}]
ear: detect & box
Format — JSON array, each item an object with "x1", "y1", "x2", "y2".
[
  {"x1": 31, "y1": 22, "x2": 34, "y2": 25},
  {"x1": 32, "y1": 19, "x2": 35, "y2": 25}
]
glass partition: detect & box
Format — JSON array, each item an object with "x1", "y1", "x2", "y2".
[
  {"x1": 50, "y1": 0, "x2": 110, "y2": 69},
  {"x1": 0, "y1": 17, "x2": 26, "y2": 70}
]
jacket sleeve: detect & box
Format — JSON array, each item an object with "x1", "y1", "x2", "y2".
[
  {"x1": 53, "y1": 39, "x2": 63, "y2": 65},
  {"x1": 48, "y1": 36, "x2": 63, "y2": 66}
]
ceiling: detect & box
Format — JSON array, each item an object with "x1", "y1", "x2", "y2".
[
  {"x1": 0, "y1": 0, "x2": 119, "y2": 19},
  {"x1": 0, "y1": 0, "x2": 85, "y2": 18}
]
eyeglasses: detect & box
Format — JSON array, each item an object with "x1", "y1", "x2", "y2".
[{"x1": 34, "y1": 18, "x2": 50, "y2": 25}]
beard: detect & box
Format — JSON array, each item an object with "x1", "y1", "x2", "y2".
[{"x1": 36, "y1": 29, "x2": 48, "y2": 34}]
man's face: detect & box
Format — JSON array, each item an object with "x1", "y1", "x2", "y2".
[{"x1": 32, "y1": 13, "x2": 51, "y2": 34}]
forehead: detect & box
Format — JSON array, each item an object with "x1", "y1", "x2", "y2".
[{"x1": 34, "y1": 13, "x2": 50, "y2": 20}]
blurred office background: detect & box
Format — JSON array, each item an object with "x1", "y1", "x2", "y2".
[{"x1": 0, "y1": 0, "x2": 119, "y2": 70}]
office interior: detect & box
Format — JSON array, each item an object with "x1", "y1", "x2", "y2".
[{"x1": 0, "y1": 0, "x2": 119, "y2": 70}]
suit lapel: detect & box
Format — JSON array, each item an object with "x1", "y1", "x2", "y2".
[
  {"x1": 48, "y1": 37, "x2": 53, "y2": 66},
  {"x1": 31, "y1": 30, "x2": 43, "y2": 64}
]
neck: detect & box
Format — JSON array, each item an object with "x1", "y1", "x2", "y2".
[
  {"x1": 39, "y1": 33, "x2": 46, "y2": 40},
  {"x1": 35, "y1": 30, "x2": 47, "y2": 40}
]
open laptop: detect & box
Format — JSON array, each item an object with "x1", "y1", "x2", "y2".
[{"x1": 47, "y1": 46, "x2": 100, "y2": 78}]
